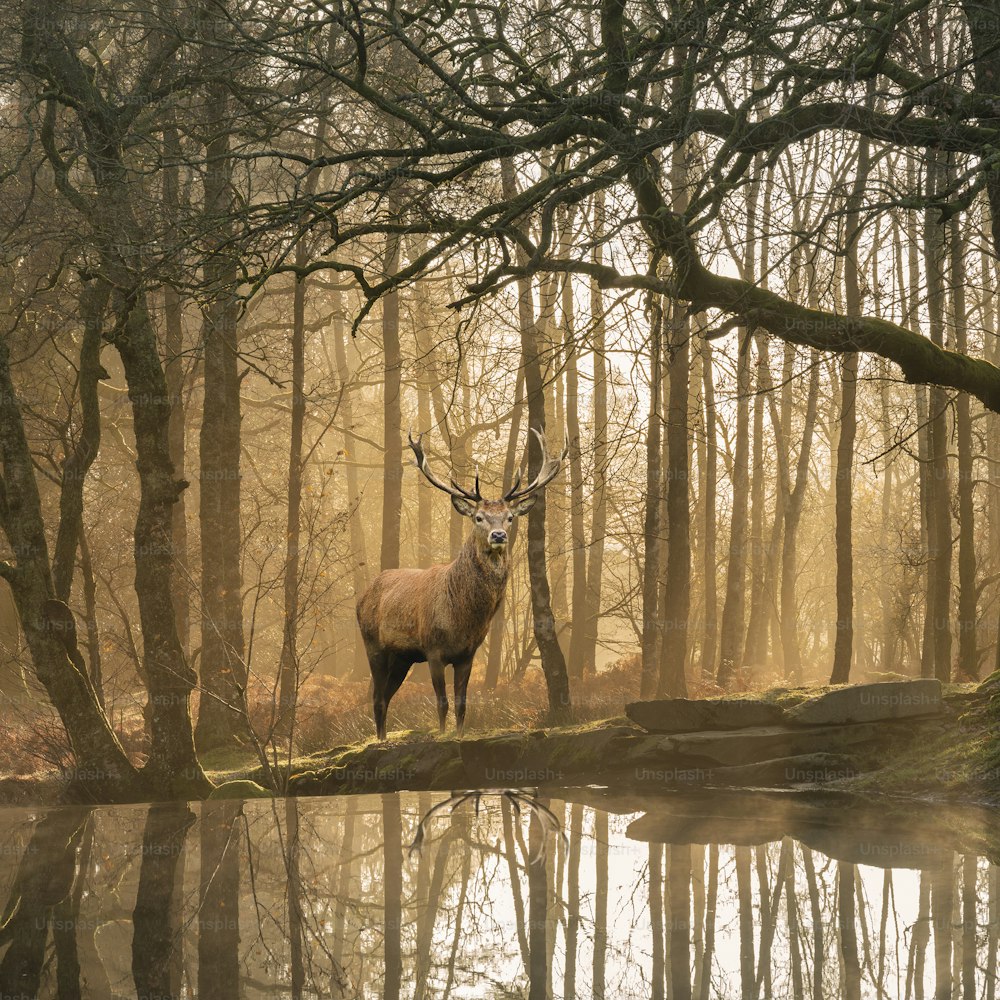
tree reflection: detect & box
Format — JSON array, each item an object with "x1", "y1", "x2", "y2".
[
  {"x1": 0, "y1": 807, "x2": 91, "y2": 998},
  {"x1": 198, "y1": 800, "x2": 241, "y2": 1000},
  {"x1": 132, "y1": 802, "x2": 195, "y2": 1000},
  {"x1": 0, "y1": 792, "x2": 994, "y2": 998},
  {"x1": 527, "y1": 798, "x2": 548, "y2": 1000}
]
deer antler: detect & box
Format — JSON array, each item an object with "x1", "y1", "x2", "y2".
[
  {"x1": 503, "y1": 428, "x2": 568, "y2": 502},
  {"x1": 408, "y1": 431, "x2": 482, "y2": 502}
]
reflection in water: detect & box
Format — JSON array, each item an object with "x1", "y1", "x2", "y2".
[
  {"x1": 0, "y1": 791, "x2": 995, "y2": 997},
  {"x1": 198, "y1": 801, "x2": 241, "y2": 1000},
  {"x1": 132, "y1": 802, "x2": 194, "y2": 1000}
]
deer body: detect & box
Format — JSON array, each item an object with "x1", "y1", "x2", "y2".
[{"x1": 357, "y1": 431, "x2": 564, "y2": 739}]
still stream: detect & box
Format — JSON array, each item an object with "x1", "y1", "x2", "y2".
[{"x1": 0, "y1": 789, "x2": 994, "y2": 998}]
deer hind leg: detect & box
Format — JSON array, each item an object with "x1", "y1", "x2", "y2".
[
  {"x1": 428, "y1": 655, "x2": 448, "y2": 733},
  {"x1": 453, "y1": 657, "x2": 473, "y2": 736},
  {"x1": 378, "y1": 654, "x2": 412, "y2": 739},
  {"x1": 368, "y1": 649, "x2": 391, "y2": 740}
]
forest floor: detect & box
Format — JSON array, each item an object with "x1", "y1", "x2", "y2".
[
  {"x1": 839, "y1": 677, "x2": 1000, "y2": 805},
  {"x1": 0, "y1": 664, "x2": 996, "y2": 808},
  {"x1": 229, "y1": 676, "x2": 1000, "y2": 809}
]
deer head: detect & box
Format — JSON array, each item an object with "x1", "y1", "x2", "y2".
[{"x1": 408, "y1": 428, "x2": 567, "y2": 552}]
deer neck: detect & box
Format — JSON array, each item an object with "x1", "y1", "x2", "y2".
[{"x1": 453, "y1": 534, "x2": 509, "y2": 594}]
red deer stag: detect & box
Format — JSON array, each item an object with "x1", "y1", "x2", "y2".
[{"x1": 356, "y1": 429, "x2": 566, "y2": 740}]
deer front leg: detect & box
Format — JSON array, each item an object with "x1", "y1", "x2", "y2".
[
  {"x1": 428, "y1": 655, "x2": 448, "y2": 733},
  {"x1": 454, "y1": 657, "x2": 473, "y2": 736}
]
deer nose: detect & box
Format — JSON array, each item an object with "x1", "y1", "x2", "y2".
[{"x1": 489, "y1": 529, "x2": 508, "y2": 545}]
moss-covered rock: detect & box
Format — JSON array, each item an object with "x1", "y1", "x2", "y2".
[
  {"x1": 289, "y1": 737, "x2": 465, "y2": 795},
  {"x1": 626, "y1": 698, "x2": 788, "y2": 733},
  {"x1": 208, "y1": 779, "x2": 273, "y2": 800},
  {"x1": 709, "y1": 752, "x2": 860, "y2": 788},
  {"x1": 788, "y1": 679, "x2": 943, "y2": 726}
]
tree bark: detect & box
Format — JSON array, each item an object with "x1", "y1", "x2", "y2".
[
  {"x1": 196, "y1": 82, "x2": 251, "y2": 752},
  {"x1": 777, "y1": 353, "x2": 820, "y2": 682},
  {"x1": 162, "y1": 124, "x2": 190, "y2": 656},
  {"x1": 501, "y1": 159, "x2": 571, "y2": 718},
  {"x1": 830, "y1": 350, "x2": 859, "y2": 685},
  {"x1": 380, "y1": 209, "x2": 403, "y2": 573},
  {"x1": 580, "y1": 192, "x2": 609, "y2": 677},
  {"x1": 717, "y1": 333, "x2": 752, "y2": 687},
  {"x1": 701, "y1": 339, "x2": 719, "y2": 682},
  {"x1": 484, "y1": 369, "x2": 524, "y2": 690},
  {"x1": 565, "y1": 276, "x2": 589, "y2": 682},
  {"x1": 659, "y1": 295, "x2": 690, "y2": 696},
  {"x1": 744, "y1": 334, "x2": 769, "y2": 669},
  {"x1": 950, "y1": 207, "x2": 978, "y2": 679},
  {"x1": 112, "y1": 289, "x2": 211, "y2": 793},
  {"x1": 52, "y1": 278, "x2": 110, "y2": 605},
  {"x1": 640, "y1": 296, "x2": 664, "y2": 696},
  {"x1": 830, "y1": 128, "x2": 869, "y2": 685},
  {"x1": 658, "y1": 129, "x2": 692, "y2": 696},
  {"x1": 0, "y1": 343, "x2": 142, "y2": 799},
  {"x1": 277, "y1": 262, "x2": 308, "y2": 729},
  {"x1": 330, "y1": 292, "x2": 371, "y2": 680},
  {"x1": 924, "y1": 156, "x2": 954, "y2": 683}
]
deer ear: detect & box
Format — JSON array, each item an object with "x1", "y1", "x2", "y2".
[
  {"x1": 451, "y1": 495, "x2": 477, "y2": 517},
  {"x1": 510, "y1": 494, "x2": 537, "y2": 516}
]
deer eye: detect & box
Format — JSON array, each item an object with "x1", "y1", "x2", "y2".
[
  {"x1": 507, "y1": 515, "x2": 513, "y2": 523},
  {"x1": 475, "y1": 514, "x2": 484, "y2": 523}
]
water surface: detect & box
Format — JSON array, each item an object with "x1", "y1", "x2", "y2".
[{"x1": 0, "y1": 789, "x2": 995, "y2": 998}]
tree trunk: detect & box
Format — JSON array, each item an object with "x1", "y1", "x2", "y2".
[
  {"x1": 501, "y1": 160, "x2": 571, "y2": 718},
  {"x1": 950, "y1": 208, "x2": 977, "y2": 679},
  {"x1": 484, "y1": 370, "x2": 524, "y2": 690},
  {"x1": 659, "y1": 295, "x2": 690, "y2": 697},
  {"x1": 743, "y1": 334, "x2": 768, "y2": 669},
  {"x1": 701, "y1": 340, "x2": 719, "y2": 681},
  {"x1": 162, "y1": 124, "x2": 190, "y2": 656},
  {"x1": 580, "y1": 193, "x2": 609, "y2": 677},
  {"x1": 830, "y1": 351, "x2": 858, "y2": 685},
  {"x1": 717, "y1": 332, "x2": 752, "y2": 687},
  {"x1": 113, "y1": 290, "x2": 212, "y2": 794},
  {"x1": 330, "y1": 292, "x2": 371, "y2": 680},
  {"x1": 52, "y1": 278, "x2": 110, "y2": 604},
  {"x1": 658, "y1": 131, "x2": 692, "y2": 696},
  {"x1": 0, "y1": 344, "x2": 142, "y2": 799},
  {"x1": 196, "y1": 86, "x2": 251, "y2": 752},
  {"x1": 277, "y1": 264, "x2": 308, "y2": 730},
  {"x1": 640, "y1": 296, "x2": 664, "y2": 696},
  {"x1": 916, "y1": 382, "x2": 936, "y2": 679},
  {"x1": 830, "y1": 128, "x2": 869, "y2": 685},
  {"x1": 779, "y1": 354, "x2": 820, "y2": 682},
  {"x1": 22, "y1": 0, "x2": 209, "y2": 796},
  {"x1": 980, "y1": 240, "x2": 1000, "y2": 679},
  {"x1": 78, "y1": 530, "x2": 103, "y2": 705},
  {"x1": 565, "y1": 275, "x2": 589, "y2": 682},
  {"x1": 380, "y1": 213, "x2": 403, "y2": 573},
  {"x1": 924, "y1": 157, "x2": 954, "y2": 683}
]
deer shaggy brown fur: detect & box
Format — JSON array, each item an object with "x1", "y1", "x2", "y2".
[{"x1": 356, "y1": 430, "x2": 564, "y2": 739}]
